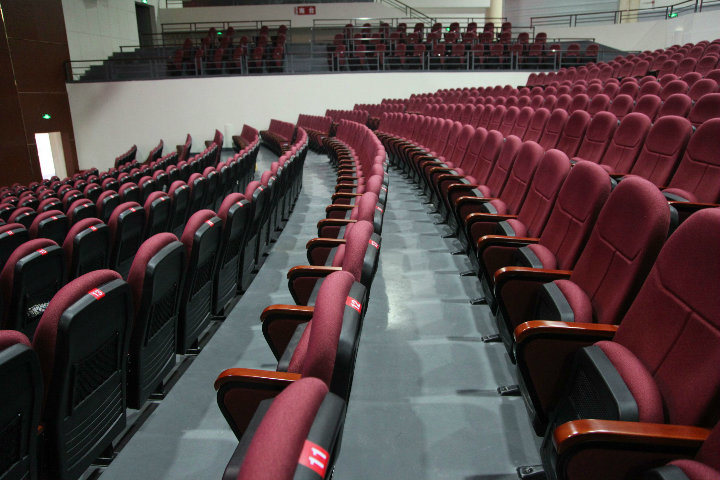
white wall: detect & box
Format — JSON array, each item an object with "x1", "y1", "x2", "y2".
[
  {"x1": 66, "y1": 71, "x2": 530, "y2": 170},
  {"x1": 539, "y1": 9, "x2": 720, "y2": 51},
  {"x1": 63, "y1": 0, "x2": 162, "y2": 62},
  {"x1": 504, "y1": 0, "x2": 619, "y2": 27},
  {"x1": 158, "y1": 3, "x2": 402, "y2": 29}
]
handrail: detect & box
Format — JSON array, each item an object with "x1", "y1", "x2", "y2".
[
  {"x1": 530, "y1": 0, "x2": 719, "y2": 27},
  {"x1": 375, "y1": 0, "x2": 432, "y2": 23}
]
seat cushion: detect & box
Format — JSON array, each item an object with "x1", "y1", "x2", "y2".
[
  {"x1": 553, "y1": 279, "x2": 593, "y2": 324},
  {"x1": 527, "y1": 243, "x2": 558, "y2": 270},
  {"x1": 504, "y1": 219, "x2": 527, "y2": 237},
  {"x1": 669, "y1": 460, "x2": 720, "y2": 480},
  {"x1": 662, "y1": 187, "x2": 697, "y2": 202}
]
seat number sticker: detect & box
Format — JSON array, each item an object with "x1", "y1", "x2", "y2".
[
  {"x1": 369, "y1": 239, "x2": 379, "y2": 249},
  {"x1": 298, "y1": 440, "x2": 329, "y2": 477},
  {"x1": 346, "y1": 296, "x2": 362, "y2": 313},
  {"x1": 88, "y1": 288, "x2": 105, "y2": 300}
]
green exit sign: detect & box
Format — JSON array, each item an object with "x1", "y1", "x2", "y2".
[
  {"x1": 668, "y1": 12, "x2": 678, "y2": 17},
  {"x1": 41, "y1": 113, "x2": 52, "y2": 120}
]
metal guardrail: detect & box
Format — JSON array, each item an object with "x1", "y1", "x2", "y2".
[
  {"x1": 66, "y1": 45, "x2": 615, "y2": 83},
  {"x1": 531, "y1": 0, "x2": 720, "y2": 27}
]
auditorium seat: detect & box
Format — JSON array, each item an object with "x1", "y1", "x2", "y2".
[
  {"x1": 33, "y1": 269, "x2": 131, "y2": 480},
  {"x1": 687, "y1": 78, "x2": 719, "y2": 101},
  {"x1": 137, "y1": 176, "x2": 157, "y2": 205},
  {"x1": 96, "y1": 190, "x2": 121, "y2": 223},
  {"x1": 555, "y1": 110, "x2": 591, "y2": 157},
  {"x1": 626, "y1": 115, "x2": 693, "y2": 186},
  {"x1": 0, "y1": 238, "x2": 64, "y2": 337},
  {"x1": 608, "y1": 94, "x2": 634, "y2": 119},
  {"x1": 633, "y1": 93, "x2": 662, "y2": 120},
  {"x1": 168, "y1": 181, "x2": 191, "y2": 238},
  {"x1": 178, "y1": 210, "x2": 222, "y2": 354},
  {"x1": 38, "y1": 197, "x2": 62, "y2": 213},
  {"x1": 118, "y1": 182, "x2": 140, "y2": 204},
  {"x1": 187, "y1": 173, "x2": 208, "y2": 218},
  {"x1": 662, "y1": 118, "x2": 720, "y2": 203},
  {"x1": 495, "y1": 176, "x2": 671, "y2": 358},
  {"x1": 28, "y1": 209, "x2": 68, "y2": 245},
  {"x1": 126, "y1": 233, "x2": 184, "y2": 409},
  {"x1": 643, "y1": 422, "x2": 720, "y2": 480},
  {"x1": 288, "y1": 220, "x2": 379, "y2": 306},
  {"x1": 213, "y1": 193, "x2": 251, "y2": 316},
  {"x1": 63, "y1": 217, "x2": 109, "y2": 280},
  {"x1": 217, "y1": 377, "x2": 345, "y2": 480},
  {"x1": 0, "y1": 222, "x2": 29, "y2": 272},
  {"x1": 687, "y1": 93, "x2": 720, "y2": 127},
  {"x1": 475, "y1": 161, "x2": 611, "y2": 309},
  {"x1": 8, "y1": 207, "x2": 37, "y2": 229},
  {"x1": 240, "y1": 181, "x2": 268, "y2": 291},
  {"x1": 524, "y1": 108, "x2": 551, "y2": 143},
  {"x1": 514, "y1": 208, "x2": 720, "y2": 477},
  {"x1": 143, "y1": 191, "x2": 171, "y2": 239},
  {"x1": 572, "y1": 111, "x2": 618, "y2": 164},
  {"x1": 596, "y1": 112, "x2": 652, "y2": 174},
  {"x1": 108, "y1": 201, "x2": 145, "y2": 279},
  {"x1": 0, "y1": 330, "x2": 42, "y2": 480},
  {"x1": 215, "y1": 270, "x2": 365, "y2": 437}
]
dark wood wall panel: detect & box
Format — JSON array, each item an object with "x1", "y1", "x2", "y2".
[{"x1": 0, "y1": 0, "x2": 79, "y2": 187}]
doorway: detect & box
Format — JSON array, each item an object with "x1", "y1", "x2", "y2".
[
  {"x1": 35, "y1": 132, "x2": 67, "y2": 180},
  {"x1": 135, "y1": 2, "x2": 155, "y2": 48}
]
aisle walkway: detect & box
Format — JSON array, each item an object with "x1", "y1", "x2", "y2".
[{"x1": 99, "y1": 150, "x2": 541, "y2": 480}]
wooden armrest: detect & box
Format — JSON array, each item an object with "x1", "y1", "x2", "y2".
[
  {"x1": 515, "y1": 321, "x2": 618, "y2": 345},
  {"x1": 287, "y1": 265, "x2": 342, "y2": 280},
  {"x1": 494, "y1": 265, "x2": 572, "y2": 285},
  {"x1": 317, "y1": 218, "x2": 356, "y2": 228},
  {"x1": 261, "y1": 305, "x2": 315, "y2": 359},
  {"x1": 337, "y1": 175, "x2": 359, "y2": 182},
  {"x1": 331, "y1": 192, "x2": 362, "y2": 202},
  {"x1": 465, "y1": 212, "x2": 517, "y2": 227},
  {"x1": 305, "y1": 238, "x2": 346, "y2": 250},
  {"x1": 214, "y1": 368, "x2": 301, "y2": 391},
  {"x1": 476, "y1": 234, "x2": 539, "y2": 253},
  {"x1": 325, "y1": 204, "x2": 354, "y2": 214},
  {"x1": 214, "y1": 368, "x2": 302, "y2": 440},
  {"x1": 427, "y1": 166, "x2": 453, "y2": 175},
  {"x1": 287, "y1": 266, "x2": 342, "y2": 305},
  {"x1": 447, "y1": 183, "x2": 479, "y2": 195},
  {"x1": 306, "y1": 237, "x2": 346, "y2": 265},
  {"x1": 455, "y1": 195, "x2": 497, "y2": 209},
  {"x1": 554, "y1": 419, "x2": 710, "y2": 455},
  {"x1": 436, "y1": 174, "x2": 464, "y2": 184}
]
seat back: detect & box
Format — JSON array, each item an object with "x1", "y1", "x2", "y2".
[
  {"x1": 331, "y1": 220, "x2": 379, "y2": 289},
  {"x1": 574, "y1": 111, "x2": 618, "y2": 163},
  {"x1": 539, "y1": 109, "x2": 569, "y2": 151},
  {"x1": 657, "y1": 93, "x2": 692, "y2": 118},
  {"x1": 629, "y1": 115, "x2": 693, "y2": 187},
  {"x1": 0, "y1": 331, "x2": 42, "y2": 480},
  {"x1": 612, "y1": 207, "x2": 720, "y2": 427},
  {"x1": 108, "y1": 201, "x2": 146, "y2": 278},
  {"x1": 32, "y1": 270, "x2": 131, "y2": 480},
  {"x1": 687, "y1": 93, "x2": 720, "y2": 127},
  {"x1": 143, "y1": 191, "x2": 171, "y2": 239},
  {"x1": 29, "y1": 209, "x2": 68, "y2": 245},
  {"x1": 63, "y1": 217, "x2": 109, "y2": 280},
  {"x1": 214, "y1": 194, "x2": 251, "y2": 315},
  {"x1": 555, "y1": 110, "x2": 591, "y2": 157},
  {"x1": 187, "y1": 174, "x2": 208, "y2": 217},
  {"x1": 168, "y1": 181, "x2": 191, "y2": 238},
  {"x1": 0, "y1": 238, "x2": 64, "y2": 337},
  {"x1": 633, "y1": 94, "x2": 662, "y2": 120},
  {"x1": 126, "y1": 233, "x2": 184, "y2": 409},
  {"x1": 493, "y1": 141, "x2": 544, "y2": 215},
  {"x1": 568, "y1": 176, "x2": 671, "y2": 325},
  {"x1": 0, "y1": 223, "x2": 29, "y2": 272},
  {"x1": 178, "y1": 210, "x2": 222, "y2": 353},
  {"x1": 525, "y1": 108, "x2": 551, "y2": 143},
  {"x1": 96, "y1": 191, "x2": 120, "y2": 223},
  {"x1": 599, "y1": 112, "x2": 652, "y2": 174},
  {"x1": 608, "y1": 94, "x2": 635, "y2": 120},
  {"x1": 538, "y1": 161, "x2": 612, "y2": 269},
  {"x1": 665, "y1": 118, "x2": 720, "y2": 203},
  {"x1": 480, "y1": 135, "x2": 523, "y2": 197}
]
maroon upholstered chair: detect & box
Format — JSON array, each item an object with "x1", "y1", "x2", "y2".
[
  {"x1": 126, "y1": 233, "x2": 184, "y2": 409},
  {"x1": 213, "y1": 193, "x2": 251, "y2": 315},
  {"x1": 118, "y1": 182, "x2": 140, "y2": 204},
  {"x1": 596, "y1": 112, "x2": 652, "y2": 175},
  {"x1": 108, "y1": 201, "x2": 145, "y2": 278},
  {"x1": 28, "y1": 209, "x2": 68, "y2": 245},
  {"x1": 657, "y1": 93, "x2": 692, "y2": 118},
  {"x1": 32, "y1": 270, "x2": 131, "y2": 480},
  {"x1": 38, "y1": 197, "x2": 62, "y2": 213},
  {"x1": 186, "y1": 173, "x2": 208, "y2": 218},
  {"x1": 177, "y1": 210, "x2": 222, "y2": 354},
  {"x1": 289, "y1": 220, "x2": 379, "y2": 306},
  {"x1": 659, "y1": 79, "x2": 689, "y2": 100},
  {"x1": 687, "y1": 78, "x2": 718, "y2": 102},
  {"x1": 662, "y1": 118, "x2": 720, "y2": 204},
  {"x1": 587, "y1": 94, "x2": 610, "y2": 115},
  {"x1": 0, "y1": 330, "x2": 42, "y2": 480},
  {"x1": 218, "y1": 377, "x2": 345, "y2": 480},
  {"x1": 95, "y1": 190, "x2": 120, "y2": 223},
  {"x1": 167, "y1": 180, "x2": 190, "y2": 237},
  {"x1": 65, "y1": 198, "x2": 95, "y2": 225},
  {"x1": 63, "y1": 217, "x2": 109, "y2": 280},
  {"x1": 0, "y1": 238, "x2": 64, "y2": 337},
  {"x1": 476, "y1": 161, "x2": 611, "y2": 312},
  {"x1": 318, "y1": 191, "x2": 382, "y2": 240},
  {"x1": 554, "y1": 110, "x2": 590, "y2": 158},
  {"x1": 0, "y1": 222, "x2": 29, "y2": 272},
  {"x1": 538, "y1": 108, "x2": 568, "y2": 150},
  {"x1": 526, "y1": 108, "x2": 552, "y2": 144},
  {"x1": 572, "y1": 111, "x2": 618, "y2": 164},
  {"x1": 687, "y1": 92, "x2": 720, "y2": 127},
  {"x1": 633, "y1": 94, "x2": 662, "y2": 120},
  {"x1": 609, "y1": 94, "x2": 635, "y2": 120},
  {"x1": 514, "y1": 207, "x2": 720, "y2": 478},
  {"x1": 215, "y1": 270, "x2": 365, "y2": 437},
  {"x1": 143, "y1": 191, "x2": 171, "y2": 239},
  {"x1": 496, "y1": 175, "x2": 671, "y2": 359},
  {"x1": 8, "y1": 207, "x2": 37, "y2": 229}
]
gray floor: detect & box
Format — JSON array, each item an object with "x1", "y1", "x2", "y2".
[{"x1": 98, "y1": 148, "x2": 541, "y2": 480}]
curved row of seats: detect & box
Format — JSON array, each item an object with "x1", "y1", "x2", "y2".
[
  {"x1": 297, "y1": 114, "x2": 333, "y2": 153},
  {"x1": 212, "y1": 119, "x2": 388, "y2": 479},
  {"x1": 0, "y1": 120, "x2": 314, "y2": 480},
  {"x1": 374, "y1": 71, "x2": 720, "y2": 479},
  {"x1": 259, "y1": 119, "x2": 296, "y2": 155}
]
